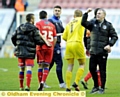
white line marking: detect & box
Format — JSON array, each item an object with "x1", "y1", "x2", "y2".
[{"x1": 0, "y1": 68, "x2": 8, "y2": 72}]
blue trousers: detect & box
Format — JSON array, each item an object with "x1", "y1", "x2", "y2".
[{"x1": 49, "y1": 45, "x2": 64, "y2": 84}]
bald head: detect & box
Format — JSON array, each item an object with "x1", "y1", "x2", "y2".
[{"x1": 74, "y1": 10, "x2": 82, "y2": 18}]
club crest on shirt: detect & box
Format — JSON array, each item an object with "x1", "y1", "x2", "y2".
[
  {"x1": 102, "y1": 25, "x2": 107, "y2": 29},
  {"x1": 103, "y1": 56, "x2": 106, "y2": 59},
  {"x1": 56, "y1": 23, "x2": 58, "y2": 26},
  {"x1": 94, "y1": 24, "x2": 97, "y2": 27},
  {"x1": 57, "y1": 50, "x2": 60, "y2": 54}
]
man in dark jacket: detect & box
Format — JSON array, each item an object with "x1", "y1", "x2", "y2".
[
  {"x1": 81, "y1": 8, "x2": 118, "y2": 94},
  {"x1": 84, "y1": 8, "x2": 100, "y2": 52},
  {"x1": 47, "y1": 5, "x2": 65, "y2": 88},
  {"x1": 81, "y1": 8, "x2": 101, "y2": 89},
  {"x1": 11, "y1": 13, "x2": 50, "y2": 91}
]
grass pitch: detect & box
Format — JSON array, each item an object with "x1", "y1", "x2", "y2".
[{"x1": 0, "y1": 58, "x2": 120, "y2": 97}]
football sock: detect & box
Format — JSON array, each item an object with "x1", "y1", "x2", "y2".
[
  {"x1": 26, "y1": 70, "x2": 32, "y2": 88},
  {"x1": 84, "y1": 72, "x2": 92, "y2": 82},
  {"x1": 97, "y1": 71, "x2": 101, "y2": 86},
  {"x1": 41, "y1": 68, "x2": 49, "y2": 83},
  {"x1": 75, "y1": 68, "x2": 84, "y2": 85},
  {"x1": 66, "y1": 71, "x2": 72, "y2": 89},
  {"x1": 19, "y1": 71, "x2": 24, "y2": 88},
  {"x1": 38, "y1": 69, "x2": 43, "y2": 83}
]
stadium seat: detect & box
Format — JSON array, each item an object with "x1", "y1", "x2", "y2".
[
  {"x1": 96, "y1": 1, "x2": 105, "y2": 8},
  {"x1": 81, "y1": 0, "x2": 91, "y2": 9},
  {"x1": 68, "y1": 0, "x2": 77, "y2": 8},
  {"x1": 47, "y1": 2, "x2": 55, "y2": 8},
  {"x1": 53, "y1": 0, "x2": 63, "y2": 6},
  {"x1": 105, "y1": 0, "x2": 113, "y2": 9},
  {"x1": 38, "y1": 0, "x2": 120, "y2": 9},
  {"x1": 111, "y1": 0, "x2": 120, "y2": 9},
  {"x1": 38, "y1": 2, "x2": 47, "y2": 9},
  {"x1": 75, "y1": 0, "x2": 85, "y2": 9},
  {"x1": 89, "y1": 1, "x2": 98, "y2": 8},
  {"x1": 49, "y1": 0, "x2": 56, "y2": 4},
  {"x1": 110, "y1": 2, "x2": 119, "y2": 9},
  {"x1": 61, "y1": 1, "x2": 70, "y2": 8}
]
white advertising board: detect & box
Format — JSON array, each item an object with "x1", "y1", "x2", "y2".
[{"x1": 0, "y1": 9, "x2": 15, "y2": 40}]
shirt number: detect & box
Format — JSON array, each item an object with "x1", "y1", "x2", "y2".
[{"x1": 42, "y1": 31, "x2": 53, "y2": 42}]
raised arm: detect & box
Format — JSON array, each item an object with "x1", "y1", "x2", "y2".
[{"x1": 81, "y1": 8, "x2": 93, "y2": 31}]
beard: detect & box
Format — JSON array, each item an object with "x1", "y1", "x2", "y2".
[{"x1": 32, "y1": 21, "x2": 34, "y2": 25}]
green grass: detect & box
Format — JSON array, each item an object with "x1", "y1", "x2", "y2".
[{"x1": 0, "y1": 58, "x2": 120, "y2": 97}]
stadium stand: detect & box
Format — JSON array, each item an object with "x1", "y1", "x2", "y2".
[{"x1": 38, "y1": 0, "x2": 120, "y2": 9}]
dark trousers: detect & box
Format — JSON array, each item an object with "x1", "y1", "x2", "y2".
[
  {"x1": 49, "y1": 46, "x2": 64, "y2": 84},
  {"x1": 89, "y1": 54, "x2": 108, "y2": 89}
]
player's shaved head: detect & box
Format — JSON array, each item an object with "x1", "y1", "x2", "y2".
[
  {"x1": 54, "y1": 5, "x2": 61, "y2": 9},
  {"x1": 74, "y1": 9, "x2": 82, "y2": 17},
  {"x1": 39, "y1": 10, "x2": 47, "y2": 19}
]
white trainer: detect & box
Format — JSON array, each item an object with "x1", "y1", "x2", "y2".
[
  {"x1": 59, "y1": 83, "x2": 66, "y2": 88},
  {"x1": 44, "y1": 83, "x2": 51, "y2": 88}
]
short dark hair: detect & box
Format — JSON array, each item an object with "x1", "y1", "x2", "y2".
[
  {"x1": 94, "y1": 8, "x2": 100, "y2": 16},
  {"x1": 54, "y1": 5, "x2": 61, "y2": 9},
  {"x1": 26, "y1": 13, "x2": 34, "y2": 22},
  {"x1": 39, "y1": 10, "x2": 47, "y2": 19}
]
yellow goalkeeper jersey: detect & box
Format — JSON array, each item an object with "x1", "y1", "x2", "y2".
[{"x1": 62, "y1": 17, "x2": 85, "y2": 43}]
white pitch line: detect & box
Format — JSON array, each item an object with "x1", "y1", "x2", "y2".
[{"x1": 0, "y1": 68, "x2": 8, "y2": 72}]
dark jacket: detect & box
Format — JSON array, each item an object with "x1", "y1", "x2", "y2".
[
  {"x1": 84, "y1": 29, "x2": 90, "y2": 50},
  {"x1": 82, "y1": 13, "x2": 118, "y2": 55},
  {"x1": 48, "y1": 15, "x2": 64, "y2": 45},
  {"x1": 84, "y1": 18, "x2": 96, "y2": 50},
  {"x1": 11, "y1": 22, "x2": 45, "y2": 59}
]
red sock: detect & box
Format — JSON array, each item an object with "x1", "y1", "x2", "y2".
[
  {"x1": 38, "y1": 69, "x2": 43, "y2": 83},
  {"x1": 41, "y1": 68, "x2": 49, "y2": 83},
  {"x1": 19, "y1": 72, "x2": 24, "y2": 88},
  {"x1": 84, "y1": 72, "x2": 92, "y2": 82},
  {"x1": 26, "y1": 70, "x2": 32, "y2": 88},
  {"x1": 97, "y1": 71, "x2": 101, "y2": 86}
]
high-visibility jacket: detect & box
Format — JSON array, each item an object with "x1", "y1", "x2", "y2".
[{"x1": 15, "y1": 0, "x2": 24, "y2": 12}]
